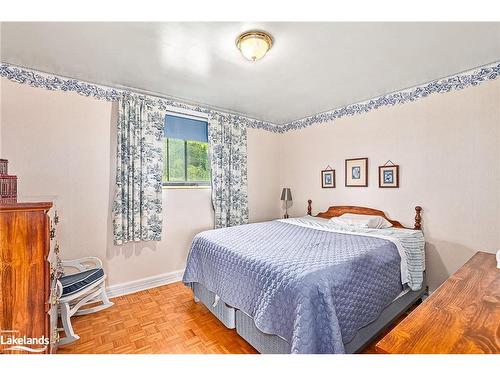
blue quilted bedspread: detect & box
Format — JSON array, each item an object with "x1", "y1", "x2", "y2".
[{"x1": 182, "y1": 220, "x2": 404, "y2": 353}]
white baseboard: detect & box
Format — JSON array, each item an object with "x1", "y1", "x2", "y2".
[{"x1": 106, "y1": 269, "x2": 185, "y2": 299}]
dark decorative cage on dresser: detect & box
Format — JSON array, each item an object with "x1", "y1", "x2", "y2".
[{"x1": 0, "y1": 159, "x2": 18, "y2": 203}]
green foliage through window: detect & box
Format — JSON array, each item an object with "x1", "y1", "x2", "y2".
[{"x1": 163, "y1": 138, "x2": 210, "y2": 185}]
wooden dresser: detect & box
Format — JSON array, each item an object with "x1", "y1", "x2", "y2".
[
  {"x1": 376, "y1": 251, "x2": 500, "y2": 354},
  {"x1": 0, "y1": 202, "x2": 59, "y2": 354}
]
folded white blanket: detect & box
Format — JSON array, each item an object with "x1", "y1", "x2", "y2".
[{"x1": 278, "y1": 216, "x2": 426, "y2": 290}]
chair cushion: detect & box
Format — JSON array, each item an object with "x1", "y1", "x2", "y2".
[{"x1": 60, "y1": 268, "x2": 105, "y2": 296}]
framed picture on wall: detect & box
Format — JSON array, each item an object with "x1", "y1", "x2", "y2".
[
  {"x1": 379, "y1": 164, "x2": 399, "y2": 188},
  {"x1": 321, "y1": 169, "x2": 335, "y2": 188},
  {"x1": 345, "y1": 158, "x2": 368, "y2": 187}
]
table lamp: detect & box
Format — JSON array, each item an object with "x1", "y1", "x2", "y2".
[{"x1": 280, "y1": 188, "x2": 292, "y2": 219}]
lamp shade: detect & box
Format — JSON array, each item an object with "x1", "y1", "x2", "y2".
[{"x1": 280, "y1": 188, "x2": 292, "y2": 201}]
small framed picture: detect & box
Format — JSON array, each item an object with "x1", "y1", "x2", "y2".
[
  {"x1": 321, "y1": 169, "x2": 335, "y2": 188},
  {"x1": 345, "y1": 158, "x2": 368, "y2": 187},
  {"x1": 379, "y1": 165, "x2": 399, "y2": 188}
]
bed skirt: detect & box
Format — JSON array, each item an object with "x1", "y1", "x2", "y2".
[
  {"x1": 234, "y1": 288, "x2": 426, "y2": 354},
  {"x1": 190, "y1": 282, "x2": 236, "y2": 329},
  {"x1": 235, "y1": 310, "x2": 291, "y2": 353},
  {"x1": 187, "y1": 280, "x2": 427, "y2": 353}
]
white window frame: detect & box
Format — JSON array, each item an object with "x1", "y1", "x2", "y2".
[{"x1": 163, "y1": 107, "x2": 211, "y2": 189}]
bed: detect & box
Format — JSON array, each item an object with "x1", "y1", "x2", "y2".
[{"x1": 183, "y1": 201, "x2": 426, "y2": 354}]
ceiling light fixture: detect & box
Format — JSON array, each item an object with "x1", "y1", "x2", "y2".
[{"x1": 236, "y1": 30, "x2": 273, "y2": 62}]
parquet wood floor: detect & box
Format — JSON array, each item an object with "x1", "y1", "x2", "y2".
[
  {"x1": 58, "y1": 282, "x2": 406, "y2": 354},
  {"x1": 58, "y1": 282, "x2": 256, "y2": 354}
]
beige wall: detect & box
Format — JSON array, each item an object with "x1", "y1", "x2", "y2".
[
  {"x1": 247, "y1": 128, "x2": 281, "y2": 222},
  {"x1": 0, "y1": 78, "x2": 280, "y2": 286},
  {"x1": 280, "y1": 79, "x2": 500, "y2": 290},
  {"x1": 2, "y1": 75, "x2": 499, "y2": 292}
]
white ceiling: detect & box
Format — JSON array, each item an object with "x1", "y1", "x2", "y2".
[{"x1": 1, "y1": 22, "x2": 500, "y2": 124}]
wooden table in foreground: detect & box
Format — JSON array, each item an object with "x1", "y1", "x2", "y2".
[{"x1": 376, "y1": 251, "x2": 500, "y2": 354}]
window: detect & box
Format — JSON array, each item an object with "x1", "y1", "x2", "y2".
[{"x1": 163, "y1": 113, "x2": 210, "y2": 187}]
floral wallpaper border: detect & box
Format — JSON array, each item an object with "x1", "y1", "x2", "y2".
[
  {"x1": 275, "y1": 60, "x2": 500, "y2": 133},
  {"x1": 0, "y1": 62, "x2": 277, "y2": 132},
  {"x1": 1, "y1": 60, "x2": 499, "y2": 134}
]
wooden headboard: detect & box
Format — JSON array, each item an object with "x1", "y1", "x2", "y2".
[{"x1": 307, "y1": 199, "x2": 422, "y2": 230}]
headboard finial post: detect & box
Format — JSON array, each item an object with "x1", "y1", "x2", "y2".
[
  {"x1": 307, "y1": 200, "x2": 312, "y2": 216},
  {"x1": 414, "y1": 206, "x2": 422, "y2": 230}
]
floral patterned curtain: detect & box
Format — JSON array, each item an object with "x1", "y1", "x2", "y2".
[
  {"x1": 112, "y1": 94, "x2": 164, "y2": 245},
  {"x1": 208, "y1": 112, "x2": 249, "y2": 228}
]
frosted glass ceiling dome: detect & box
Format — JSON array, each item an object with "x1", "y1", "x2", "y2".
[{"x1": 236, "y1": 31, "x2": 273, "y2": 62}]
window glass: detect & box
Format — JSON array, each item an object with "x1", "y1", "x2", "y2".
[{"x1": 163, "y1": 114, "x2": 210, "y2": 186}]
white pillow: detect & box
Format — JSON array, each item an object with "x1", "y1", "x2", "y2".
[
  {"x1": 329, "y1": 213, "x2": 393, "y2": 229},
  {"x1": 330, "y1": 216, "x2": 369, "y2": 228}
]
